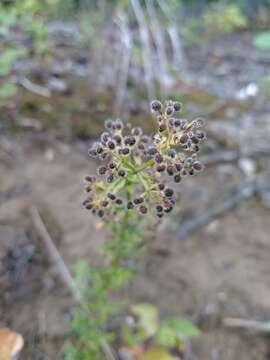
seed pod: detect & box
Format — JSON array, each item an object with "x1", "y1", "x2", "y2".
[
  {"x1": 166, "y1": 106, "x2": 174, "y2": 116},
  {"x1": 155, "y1": 153, "x2": 164, "y2": 163},
  {"x1": 101, "y1": 132, "x2": 110, "y2": 144},
  {"x1": 164, "y1": 188, "x2": 174, "y2": 197},
  {"x1": 175, "y1": 163, "x2": 182, "y2": 172},
  {"x1": 156, "y1": 164, "x2": 166, "y2": 172},
  {"x1": 101, "y1": 200, "x2": 109, "y2": 207},
  {"x1": 115, "y1": 119, "x2": 124, "y2": 130},
  {"x1": 127, "y1": 201, "x2": 134, "y2": 209},
  {"x1": 148, "y1": 147, "x2": 157, "y2": 155},
  {"x1": 158, "y1": 183, "x2": 165, "y2": 190},
  {"x1": 174, "y1": 119, "x2": 181, "y2": 127},
  {"x1": 179, "y1": 133, "x2": 189, "y2": 144},
  {"x1": 105, "y1": 119, "x2": 113, "y2": 130},
  {"x1": 131, "y1": 127, "x2": 142, "y2": 136},
  {"x1": 107, "y1": 140, "x2": 116, "y2": 150},
  {"x1": 174, "y1": 174, "x2": 181, "y2": 183},
  {"x1": 118, "y1": 169, "x2": 126, "y2": 177},
  {"x1": 159, "y1": 123, "x2": 166, "y2": 132},
  {"x1": 173, "y1": 102, "x2": 182, "y2": 112},
  {"x1": 98, "y1": 209, "x2": 104, "y2": 217},
  {"x1": 113, "y1": 134, "x2": 122, "y2": 144},
  {"x1": 139, "y1": 205, "x2": 148, "y2": 214},
  {"x1": 97, "y1": 166, "x2": 107, "y2": 175},
  {"x1": 106, "y1": 173, "x2": 114, "y2": 183},
  {"x1": 193, "y1": 161, "x2": 203, "y2": 172},
  {"x1": 151, "y1": 100, "x2": 162, "y2": 112},
  {"x1": 109, "y1": 161, "x2": 117, "y2": 169},
  {"x1": 107, "y1": 193, "x2": 116, "y2": 200},
  {"x1": 134, "y1": 197, "x2": 144, "y2": 205},
  {"x1": 156, "y1": 205, "x2": 163, "y2": 213},
  {"x1": 167, "y1": 165, "x2": 175, "y2": 176},
  {"x1": 168, "y1": 149, "x2": 176, "y2": 158},
  {"x1": 122, "y1": 147, "x2": 130, "y2": 155}
]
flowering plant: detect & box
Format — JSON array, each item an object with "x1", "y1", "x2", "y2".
[
  {"x1": 84, "y1": 100, "x2": 206, "y2": 219},
  {"x1": 66, "y1": 100, "x2": 206, "y2": 359}
]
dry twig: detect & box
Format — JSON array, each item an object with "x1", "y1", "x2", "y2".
[{"x1": 223, "y1": 317, "x2": 270, "y2": 334}]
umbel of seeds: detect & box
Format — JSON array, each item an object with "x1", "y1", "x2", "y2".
[{"x1": 83, "y1": 100, "x2": 206, "y2": 218}]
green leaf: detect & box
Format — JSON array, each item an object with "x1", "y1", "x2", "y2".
[
  {"x1": 168, "y1": 317, "x2": 200, "y2": 340},
  {"x1": 253, "y1": 32, "x2": 270, "y2": 50},
  {"x1": 155, "y1": 325, "x2": 176, "y2": 348},
  {"x1": 138, "y1": 346, "x2": 177, "y2": 360},
  {"x1": 0, "y1": 83, "x2": 17, "y2": 99},
  {"x1": 131, "y1": 303, "x2": 159, "y2": 337}
]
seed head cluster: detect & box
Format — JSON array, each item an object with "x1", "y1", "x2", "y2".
[{"x1": 83, "y1": 100, "x2": 206, "y2": 218}]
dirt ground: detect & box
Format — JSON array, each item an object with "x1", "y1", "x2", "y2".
[{"x1": 1, "y1": 131, "x2": 270, "y2": 360}]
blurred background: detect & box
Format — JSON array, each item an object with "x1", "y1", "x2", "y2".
[{"x1": 1, "y1": 0, "x2": 270, "y2": 359}]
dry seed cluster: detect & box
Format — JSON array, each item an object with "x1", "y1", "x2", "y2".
[{"x1": 83, "y1": 100, "x2": 206, "y2": 218}]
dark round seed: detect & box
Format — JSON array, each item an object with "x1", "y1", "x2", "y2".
[
  {"x1": 174, "y1": 119, "x2": 181, "y2": 127},
  {"x1": 174, "y1": 174, "x2": 181, "y2": 183},
  {"x1": 85, "y1": 175, "x2": 94, "y2": 182},
  {"x1": 164, "y1": 188, "x2": 174, "y2": 197},
  {"x1": 118, "y1": 169, "x2": 126, "y2": 177},
  {"x1": 134, "y1": 197, "x2": 144, "y2": 205},
  {"x1": 167, "y1": 165, "x2": 175, "y2": 176},
  {"x1": 139, "y1": 205, "x2": 148, "y2": 214},
  {"x1": 97, "y1": 166, "x2": 107, "y2": 175},
  {"x1": 132, "y1": 127, "x2": 142, "y2": 136},
  {"x1": 166, "y1": 106, "x2": 174, "y2": 116},
  {"x1": 175, "y1": 163, "x2": 182, "y2": 172},
  {"x1": 101, "y1": 200, "x2": 109, "y2": 207},
  {"x1": 151, "y1": 100, "x2": 162, "y2": 112},
  {"x1": 116, "y1": 198, "x2": 123, "y2": 205},
  {"x1": 106, "y1": 174, "x2": 114, "y2": 183},
  {"x1": 127, "y1": 201, "x2": 134, "y2": 209},
  {"x1": 156, "y1": 164, "x2": 166, "y2": 172},
  {"x1": 97, "y1": 209, "x2": 104, "y2": 217},
  {"x1": 193, "y1": 162, "x2": 203, "y2": 172},
  {"x1": 107, "y1": 141, "x2": 116, "y2": 150},
  {"x1": 156, "y1": 205, "x2": 163, "y2": 212},
  {"x1": 105, "y1": 119, "x2": 113, "y2": 129},
  {"x1": 148, "y1": 147, "x2": 157, "y2": 155},
  {"x1": 159, "y1": 123, "x2": 166, "y2": 132},
  {"x1": 109, "y1": 161, "x2": 117, "y2": 169},
  {"x1": 115, "y1": 119, "x2": 123, "y2": 130},
  {"x1": 173, "y1": 102, "x2": 182, "y2": 112},
  {"x1": 168, "y1": 149, "x2": 176, "y2": 158},
  {"x1": 122, "y1": 147, "x2": 130, "y2": 155},
  {"x1": 113, "y1": 134, "x2": 122, "y2": 144},
  {"x1": 155, "y1": 153, "x2": 164, "y2": 163},
  {"x1": 180, "y1": 133, "x2": 189, "y2": 144},
  {"x1": 107, "y1": 193, "x2": 116, "y2": 200},
  {"x1": 191, "y1": 136, "x2": 199, "y2": 144},
  {"x1": 158, "y1": 183, "x2": 165, "y2": 191},
  {"x1": 101, "y1": 132, "x2": 110, "y2": 144}
]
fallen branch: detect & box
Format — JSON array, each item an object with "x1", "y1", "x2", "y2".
[
  {"x1": 178, "y1": 179, "x2": 262, "y2": 239},
  {"x1": 223, "y1": 317, "x2": 270, "y2": 334},
  {"x1": 19, "y1": 77, "x2": 51, "y2": 98},
  {"x1": 30, "y1": 206, "x2": 117, "y2": 360}
]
